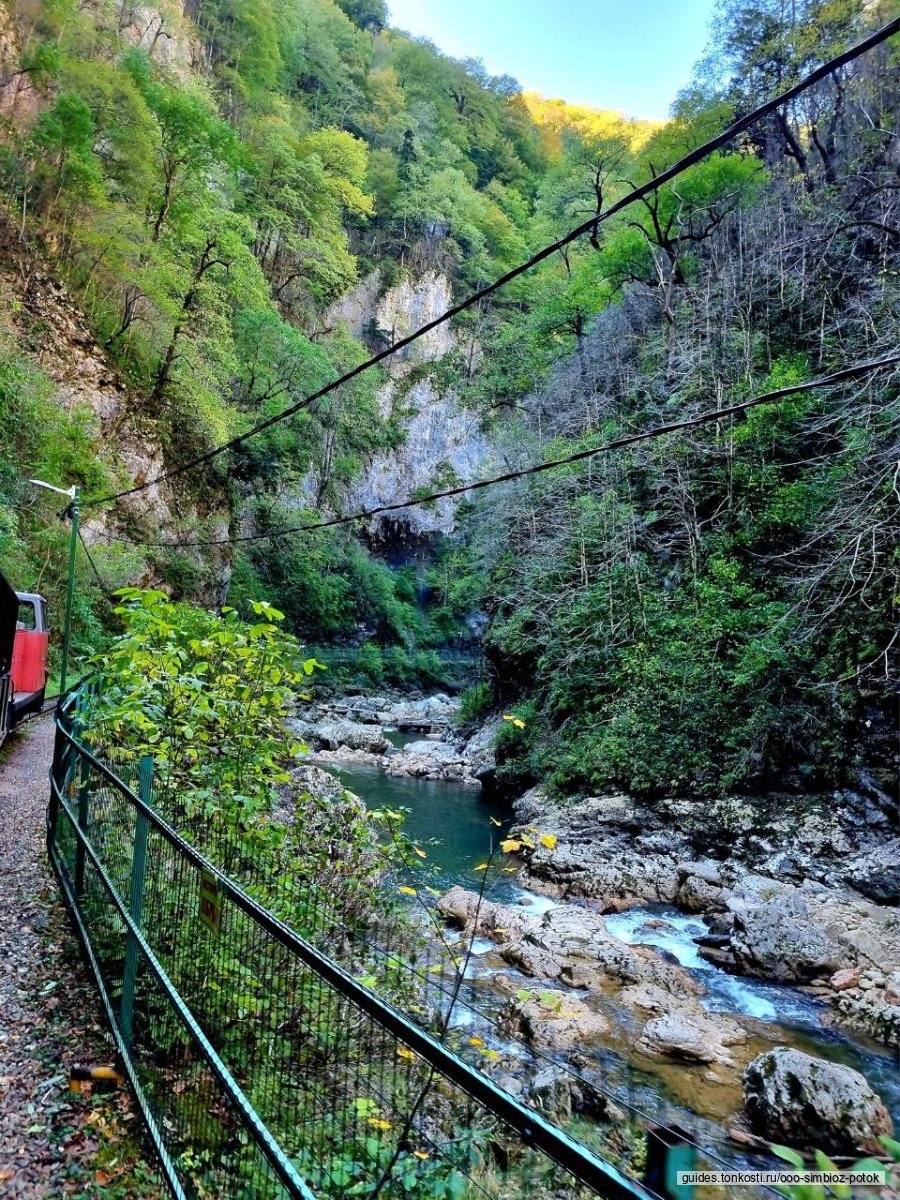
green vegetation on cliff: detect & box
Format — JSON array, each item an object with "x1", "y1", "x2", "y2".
[{"x1": 0, "y1": 0, "x2": 896, "y2": 796}]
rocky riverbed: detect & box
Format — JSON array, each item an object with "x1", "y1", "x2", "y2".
[
  {"x1": 290, "y1": 693, "x2": 498, "y2": 786},
  {"x1": 291, "y1": 692, "x2": 899, "y2": 1152},
  {"x1": 510, "y1": 787, "x2": 900, "y2": 1047}
]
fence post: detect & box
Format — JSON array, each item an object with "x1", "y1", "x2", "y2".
[
  {"x1": 70, "y1": 690, "x2": 91, "y2": 897},
  {"x1": 120, "y1": 755, "x2": 153, "y2": 1048},
  {"x1": 644, "y1": 1125, "x2": 695, "y2": 1199}
]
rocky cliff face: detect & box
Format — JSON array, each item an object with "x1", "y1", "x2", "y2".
[
  {"x1": 0, "y1": 238, "x2": 231, "y2": 596},
  {"x1": 327, "y1": 269, "x2": 492, "y2": 538}
]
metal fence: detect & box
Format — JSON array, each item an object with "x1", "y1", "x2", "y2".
[{"x1": 48, "y1": 688, "x2": 664, "y2": 1200}]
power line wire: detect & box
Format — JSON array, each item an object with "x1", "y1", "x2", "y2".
[
  {"x1": 78, "y1": 530, "x2": 116, "y2": 600},
  {"x1": 83, "y1": 14, "x2": 900, "y2": 512},
  {"x1": 93, "y1": 354, "x2": 900, "y2": 550}
]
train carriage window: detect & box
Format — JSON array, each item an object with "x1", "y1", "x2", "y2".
[{"x1": 16, "y1": 602, "x2": 37, "y2": 631}]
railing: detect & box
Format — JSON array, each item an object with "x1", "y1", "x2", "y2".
[{"x1": 48, "y1": 687, "x2": 661, "y2": 1200}]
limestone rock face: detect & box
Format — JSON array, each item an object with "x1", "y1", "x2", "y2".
[
  {"x1": 841, "y1": 840, "x2": 900, "y2": 904},
  {"x1": 117, "y1": 4, "x2": 200, "y2": 78},
  {"x1": 514, "y1": 794, "x2": 685, "y2": 909},
  {"x1": 743, "y1": 1048, "x2": 894, "y2": 1154},
  {"x1": 462, "y1": 717, "x2": 504, "y2": 783},
  {"x1": 325, "y1": 270, "x2": 491, "y2": 537}
]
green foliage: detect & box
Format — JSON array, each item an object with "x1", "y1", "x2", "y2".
[
  {"x1": 0, "y1": 341, "x2": 141, "y2": 667},
  {"x1": 769, "y1": 1137, "x2": 897, "y2": 1199},
  {"x1": 87, "y1": 590, "x2": 305, "y2": 808},
  {"x1": 457, "y1": 681, "x2": 491, "y2": 723}
]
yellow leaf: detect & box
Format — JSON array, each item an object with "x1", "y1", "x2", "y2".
[
  {"x1": 501, "y1": 838, "x2": 522, "y2": 853},
  {"x1": 502, "y1": 714, "x2": 526, "y2": 728},
  {"x1": 397, "y1": 1046, "x2": 416, "y2": 1061},
  {"x1": 489, "y1": 817, "x2": 502, "y2": 827},
  {"x1": 367, "y1": 1117, "x2": 392, "y2": 1131},
  {"x1": 495, "y1": 928, "x2": 508, "y2": 935},
  {"x1": 413, "y1": 1151, "x2": 430, "y2": 1161},
  {"x1": 468, "y1": 1035, "x2": 485, "y2": 1047},
  {"x1": 540, "y1": 833, "x2": 557, "y2": 850},
  {"x1": 398, "y1": 886, "x2": 417, "y2": 896},
  {"x1": 474, "y1": 863, "x2": 490, "y2": 871},
  {"x1": 414, "y1": 847, "x2": 427, "y2": 858}
]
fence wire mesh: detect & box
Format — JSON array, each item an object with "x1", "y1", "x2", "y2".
[{"x1": 49, "y1": 691, "x2": 673, "y2": 1200}]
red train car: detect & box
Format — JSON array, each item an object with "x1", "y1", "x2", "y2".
[{"x1": 0, "y1": 570, "x2": 49, "y2": 746}]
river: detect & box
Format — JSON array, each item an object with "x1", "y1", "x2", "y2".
[{"x1": 328, "y1": 757, "x2": 900, "y2": 1155}]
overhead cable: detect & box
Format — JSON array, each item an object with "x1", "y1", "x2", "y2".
[
  {"x1": 93, "y1": 354, "x2": 900, "y2": 550},
  {"x1": 83, "y1": 14, "x2": 900, "y2": 512}
]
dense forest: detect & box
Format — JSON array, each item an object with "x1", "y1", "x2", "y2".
[{"x1": 0, "y1": 0, "x2": 897, "y2": 802}]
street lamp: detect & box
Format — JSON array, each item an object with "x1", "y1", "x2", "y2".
[{"x1": 30, "y1": 479, "x2": 80, "y2": 695}]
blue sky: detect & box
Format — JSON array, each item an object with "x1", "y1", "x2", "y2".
[{"x1": 387, "y1": 0, "x2": 717, "y2": 121}]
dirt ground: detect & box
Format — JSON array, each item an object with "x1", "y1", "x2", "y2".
[{"x1": 0, "y1": 714, "x2": 162, "y2": 1198}]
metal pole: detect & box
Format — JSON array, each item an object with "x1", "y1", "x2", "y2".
[
  {"x1": 59, "y1": 486, "x2": 79, "y2": 696},
  {"x1": 645, "y1": 1124, "x2": 696, "y2": 1199},
  {"x1": 121, "y1": 755, "x2": 153, "y2": 1048}
]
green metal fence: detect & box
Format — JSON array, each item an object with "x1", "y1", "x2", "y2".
[{"x1": 49, "y1": 688, "x2": 662, "y2": 1200}]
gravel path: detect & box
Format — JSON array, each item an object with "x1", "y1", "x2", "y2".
[{"x1": 0, "y1": 715, "x2": 162, "y2": 1198}]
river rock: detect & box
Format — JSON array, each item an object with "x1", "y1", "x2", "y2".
[
  {"x1": 388, "y1": 694, "x2": 457, "y2": 728},
  {"x1": 386, "y1": 739, "x2": 479, "y2": 785},
  {"x1": 438, "y1": 888, "x2": 700, "y2": 1000},
  {"x1": 637, "y1": 1011, "x2": 741, "y2": 1066},
  {"x1": 830, "y1": 968, "x2": 861, "y2": 991},
  {"x1": 528, "y1": 1066, "x2": 573, "y2": 1120},
  {"x1": 295, "y1": 717, "x2": 390, "y2": 754},
  {"x1": 678, "y1": 873, "x2": 727, "y2": 914},
  {"x1": 437, "y1": 887, "x2": 540, "y2": 944},
  {"x1": 502, "y1": 988, "x2": 610, "y2": 1049},
  {"x1": 677, "y1": 859, "x2": 724, "y2": 887},
  {"x1": 624, "y1": 984, "x2": 749, "y2": 1067},
  {"x1": 743, "y1": 1048, "x2": 894, "y2": 1153}
]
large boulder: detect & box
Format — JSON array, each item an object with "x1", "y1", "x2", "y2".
[
  {"x1": 386, "y1": 739, "x2": 477, "y2": 784},
  {"x1": 636, "y1": 1012, "x2": 736, "y2": 1066},
  {"x1": 437, "y1": 887, "x2": 540, "y2": 944},
  {"x1": 295, "y1": 717, "x2": 389, "y2": 754},
  {"x1": 743, "y1": 1048, "x2": 893, "y2": 1154},
  {"x1": 841, "y1": 840, "x2": 900, "y2": 904},
  {"x1": 625, "y1": 984, "x2": 749, "y2": 1068},
  {"x1": 729, "y1": 890, "x2": 843, "y2": 982}
]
